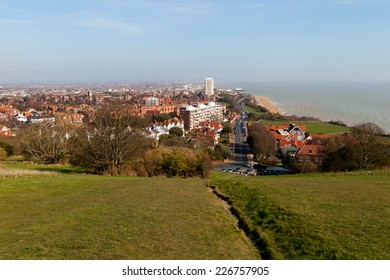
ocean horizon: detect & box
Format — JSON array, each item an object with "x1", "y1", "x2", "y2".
[{"x1": 220, "y1": 81, "x2": 390, "y2": 134}]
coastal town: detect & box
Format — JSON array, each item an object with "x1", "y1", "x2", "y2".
[
  {"x1": 0, "y1": 79, "x2": 231, "y2": 151},
  {"x1": 2, "y1": 78, "x2": 387, "y2": 176}
]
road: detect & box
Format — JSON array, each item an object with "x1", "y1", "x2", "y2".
[{"x1": 216, "y1": 97, "x2": 255, "y2": 174}]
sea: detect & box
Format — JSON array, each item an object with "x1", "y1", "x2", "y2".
[{"x1": 220, "y1": 81, "x2": 390, "y2": 134}]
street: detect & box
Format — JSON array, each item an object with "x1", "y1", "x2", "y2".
[{"x1": 216, "y1": 97, "x2": 255, "y2": 175}]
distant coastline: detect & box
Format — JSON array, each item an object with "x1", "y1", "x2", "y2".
[
  {"x1": 252, "y1": 95, "x2": 286, "y2": 116},
  {"x1": 223, "y1": 82, "x2": 390, "y2": 134}
]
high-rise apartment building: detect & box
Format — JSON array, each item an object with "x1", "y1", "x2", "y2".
[
  {"x1": 205, "y1": 78, "x2": 214, "y2": 96},
  {"x1": 179, "y1": 102, "x2": 225, "y2": 130}
]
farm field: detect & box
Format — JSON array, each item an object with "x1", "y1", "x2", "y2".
[
  {"x1": 210, "y1": 170, "x2": 390, "y2": 259},
  {"x1": 0, "y1": 170, "x2": 258, "y2": 260}
]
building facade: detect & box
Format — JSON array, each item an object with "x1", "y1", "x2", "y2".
[
  {"x1": 145, "y1": 97, "x2": 159, "y2": 107},
  {"x1": 205, "y1": 78, "x2": 214, "y2": 97},
  {"x1": 179, "y1": 102, "x2": 225, "y2": 130}
]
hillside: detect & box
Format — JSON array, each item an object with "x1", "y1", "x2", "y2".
[
  {"x1": 2, "y1": 164, "x2": 389, "y2": 260},
  {"x1": 0, "y1": 171, "x2": 258, "y2": 260},
  {"x1": 210, "y1": 170, "x2": 390, "y2": 259}
]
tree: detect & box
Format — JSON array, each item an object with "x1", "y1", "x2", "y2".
[
  {"x1": 221, "y1": 121, "x2": 232, "y2": 134},
  {"x1": 323, "y1": 123, "x2": 390, "y2": 172},
  {"x1": 0, "y1": 147, "x2": 7, "y2": 161},
  {"x1": 322, "y1": 144, "x2": 358, "y2": 172},
  {"x1": 143, "y1": 146, "x2": 211, "y2": 178},
  {"x1": 159, "y1": 134, "x2": 188, "y2": 147},
  {"x1": 68, "y1": 102, "x2": 151, "y2": 174},
  {"x1": 169, "y1": 126, "x2": 184, "y2": 137},
  {"x1": 18, "y1": 124, "x2": 70, "y2": 164},
  {"x1": 247, "y1": 123, "x2": 274, "y2": 163},
  {"x1": 349, "y1": 122, "x2": 390, "y2": 170},
  {"x1": 0, "y1": 140, "x2": 14, "y2": 157},
  {"x1": 213, "y1": 143, "x2": 230, "y2": 160}
]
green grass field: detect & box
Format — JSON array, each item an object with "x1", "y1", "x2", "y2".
[
  {"x1": 259, "y1": 120, "x2": 350, "y2": 135},
  {"x1": 244, "y1": 104, "x2": 261, "y2": 114},
  {"x1": 210, "y1": 171, "x2": 390, "y2": 259},
  {"x1": 0, "y1": 170, "x2": 258, "y2": 260},
  {"x1": 3, "y1": 162, "x2": 389, "y2": 260},
  {"x1": 245, "y1": 103, "x2": 350, "y2": 134}
]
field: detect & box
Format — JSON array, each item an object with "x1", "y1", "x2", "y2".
[
  {"x1": 210, "y1": 171, "x2": 390, "y2": 259},
  {"x1": 259, "y1": 120, "x2": 350, "y2": 135},
  {"x1": 0, "y1": 168, "x2": 258, "y2": 260},
  {"x1": 2, "y1": 162, "x2": 389, "y2": 260},
  {"x1": 244, "y1": 103, "x2": 350, "y2": 134},
  {"x1": 244, "y1": 103, "x2": 261, "y2": 114}
]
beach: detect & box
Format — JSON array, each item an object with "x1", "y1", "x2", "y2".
[{"x1": 253, "y1": 95, "x2": 286, "y2": 115}]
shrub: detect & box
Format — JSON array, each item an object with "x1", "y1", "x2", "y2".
[
  {"x1": 0, "y1": 140, "x2": 14, "y2": 156},
  {"x1": 144, "y1": 146, "x2": 212, "y2": 178},
  {"x1": 169, "y1": 126, "x2": 184, "y2": 137},
  {"x1": 0, "y1": 148, "x2": 7, "y2": 161}
]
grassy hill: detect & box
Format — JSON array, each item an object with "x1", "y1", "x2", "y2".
[
  {"x1": 0, "y1": 170, "x2": 258, "y2": 260},
  {"x1": 210, "y1": 170, "x2": 390, "y2": 259},
  {"x1": 2, "y1": 162, "x2": 389, "y2": 260},
  {"x1": 259, "y1": 120, "x2": 350, "y2": 135}
]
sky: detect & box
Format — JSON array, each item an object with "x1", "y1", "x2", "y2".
[{"x1": 0, "y1": 0, "x2": 389, "y2": 84}]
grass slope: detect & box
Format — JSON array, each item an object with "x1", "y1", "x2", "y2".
[
  {"x1": 210, "y1": 171, "x2": 390, "y2": 259},
  {"x1": 259, "y1": 120, "x2": 349, "y2": 135},
  {"x1": 0, "y1": 173, "x2": 258, "y2": 260}
]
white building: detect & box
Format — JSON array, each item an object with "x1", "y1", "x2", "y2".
[
  {"x1": 146, "y1": 97, "x2": 159, "y2": 107},
  {"x1": 179, "y1": 102, "x2": 225, "y2": 130},
  {"x1": 205, "y1": 78, "x2": 214, "y2": 97}
]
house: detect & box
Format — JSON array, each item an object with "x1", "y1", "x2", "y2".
[
  {"x1": 153, "y1": 118, "x2": 184, "y2": 131},
  {"x1": 265, "y1": 124, "x2": 310, "y2": 156},
  {"x1": 15, "y1": 113, "x2": 28, "y2": 123},
  {"x1": 0, "y1": 125, "x2": 11, "y2": 137},
  {"x1": 145, "y1": 118, "x2": 184, "y2": 141},
  {"x1": 306, "y1": 134, "x2": 332, "y2": 145},
  {"x1": 28, "y1": 114, "x2": 56, "y2": 124},
  {"x1": 190, "y1": 121, "x2": 222, "y2": 146},
  {"x1": 295, "y1": 144, "x2": 327, "y2": 164}
]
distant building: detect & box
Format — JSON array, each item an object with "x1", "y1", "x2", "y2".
[
  {"x1": 146, "y1": 97, "x2": 159, "y2": 107},
  {"x1": 190, "y1": 121, "x2": 222, "y2": 146},
  {"x1": 0, "y1": 125, "x2": 11, "y2": 137},
  {"x1": 180, "y1": 102, "x2": 225, "y2": 130},
  {"x1": 205, "y1": 78, "x2": 214, "y2": 97}
]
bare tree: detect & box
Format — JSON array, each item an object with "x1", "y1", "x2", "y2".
[
  {"x1": 69, "y1": 102, "x2": 151, "y2": 174},
  {"x1": 19, "y1": 124, "x2": 71, "y2": 164},
  {"x1": 349, "y1": 122, "x2": 390, "y2": 170}
]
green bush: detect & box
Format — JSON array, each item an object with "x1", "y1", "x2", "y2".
[
  {"x1": 0, "y1": 140, "x2": 14, "y2": 157},
  {"x1": 0, "y1": 148, "x2": 7, "y2": 161}
]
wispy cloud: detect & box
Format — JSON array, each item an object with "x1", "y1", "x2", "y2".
[
  {"x1": 0, "y1": 18, "x2": 32, "y2": 25},
  {"x1": 63, "y1": 13, "x2": 143, "y2": 36},
  {"x1": 333, "y1": 0, "x2": 360, "y2": 4},
  {"x1": 172, "y1": 5, "x2": 212, "y2": 16},
  {"x1": 254, "y1": 3, "x2": 268, "y2": 9},
  {"x1": 135, "y1": 1, "x2": 212, "y2": 16},
  {"x1": 82, "y1": 17, "x2": 142, "y2": 35}
]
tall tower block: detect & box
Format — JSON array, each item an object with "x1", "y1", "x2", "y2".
[{"x1": 205, "y1": 78, "x2": 214, "y2": 97}]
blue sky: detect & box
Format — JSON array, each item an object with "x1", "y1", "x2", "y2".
[{"x1": 0, "y1": 0, "x2": 389, "y2": 84}]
